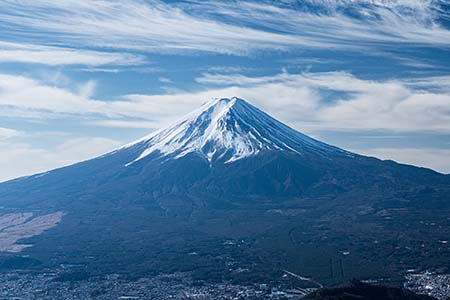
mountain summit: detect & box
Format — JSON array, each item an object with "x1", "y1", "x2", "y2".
[{"x1": 122, "y1": 97, "x2": 348, "y2": 165}]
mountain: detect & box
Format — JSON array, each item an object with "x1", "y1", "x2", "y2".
[{"x1": 0, "y1": 97, "x2": 449, "y2": 285}]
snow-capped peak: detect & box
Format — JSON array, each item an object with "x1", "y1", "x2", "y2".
[{"x1": 123, "y1": 97, "x2": 346, "y2": 166}]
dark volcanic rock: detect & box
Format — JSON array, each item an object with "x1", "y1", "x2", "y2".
[{"x1": 305, "y1": 280, "x2": 437, "y2": 300}]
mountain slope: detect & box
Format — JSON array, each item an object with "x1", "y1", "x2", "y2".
[{"x1": 0, "y1": 97, "x2": 449, "y2": 285}]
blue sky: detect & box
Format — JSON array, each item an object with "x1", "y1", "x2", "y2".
[{"x1": 0, "y1": 0, "x2": 450, "y2": 181}]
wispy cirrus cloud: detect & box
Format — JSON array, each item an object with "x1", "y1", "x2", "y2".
[
  {"x1": 0, "y1": 0, "x2": 449, "y2": 57},
  {"x1": 0, "y1": 41, "x2": 143, "y2": 66},
  {"x1": 0, "y1": 0, "x2": 299, "y2": 56},
  {"x1": 217, "y1": 0, "x2": 450, "y2": 46}
]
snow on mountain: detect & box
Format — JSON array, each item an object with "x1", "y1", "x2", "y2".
[{"x1": 122, "y1": 97, "x2": 349, "y2": 166}]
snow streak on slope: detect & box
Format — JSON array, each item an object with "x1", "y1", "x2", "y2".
[{"x1": 123, "y1": 97, "x2": 349, "y2": 166}]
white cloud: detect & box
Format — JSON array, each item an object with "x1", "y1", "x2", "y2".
[
  {"x1": 352, "y1": 147, "x2": 450, "y2": 174},
  {"x1": 0, "y1": 127, "x2": 21, "y2": 140},
  {"x1": 403, "y1": 75, "x2": 450, "y2": 93},
  {"x1": 77, "y1": 80, "x2": 97, "y2": 99},
  {"x1": 0, "y1": 1, "x2": 299, "y2": 56},
  {"x1": 158, "y1": 77, "x2": 173, "y2": 84},
  {"x1": 0, "y1": 41, "x2": 142, "y2": 66},
  {"x1": 194, "y1": 71, "x2": 450, "y2": 132},
  {"x1": 2, "y1": 71, "x2": 450, "y2": 133},
  {"x1": 0, "y1": 74, "x2": 109, "y2": 115},
  {"x1": 87, "y1": 120, "x2": 159, "y2": 129},
  {"x1": 0, "y1": 0, "x2": 448, "y2": 56},
  {"x1": 0, "y1": 137, "x2": 122, "y2": 183},
  {"x1": 77, "y1": 68, "x2": 120, "y2": 73},
  {"x1": 240, "y1": 0, "x2": 450, "y2": 45}
]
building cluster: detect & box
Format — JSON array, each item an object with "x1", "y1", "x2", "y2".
[
  {"x1": 0, "y1": 270, "x2": 310, "y2": 300},
  {"x1": 404, "y1": 272, "x2": 450, "y2": 300}
]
